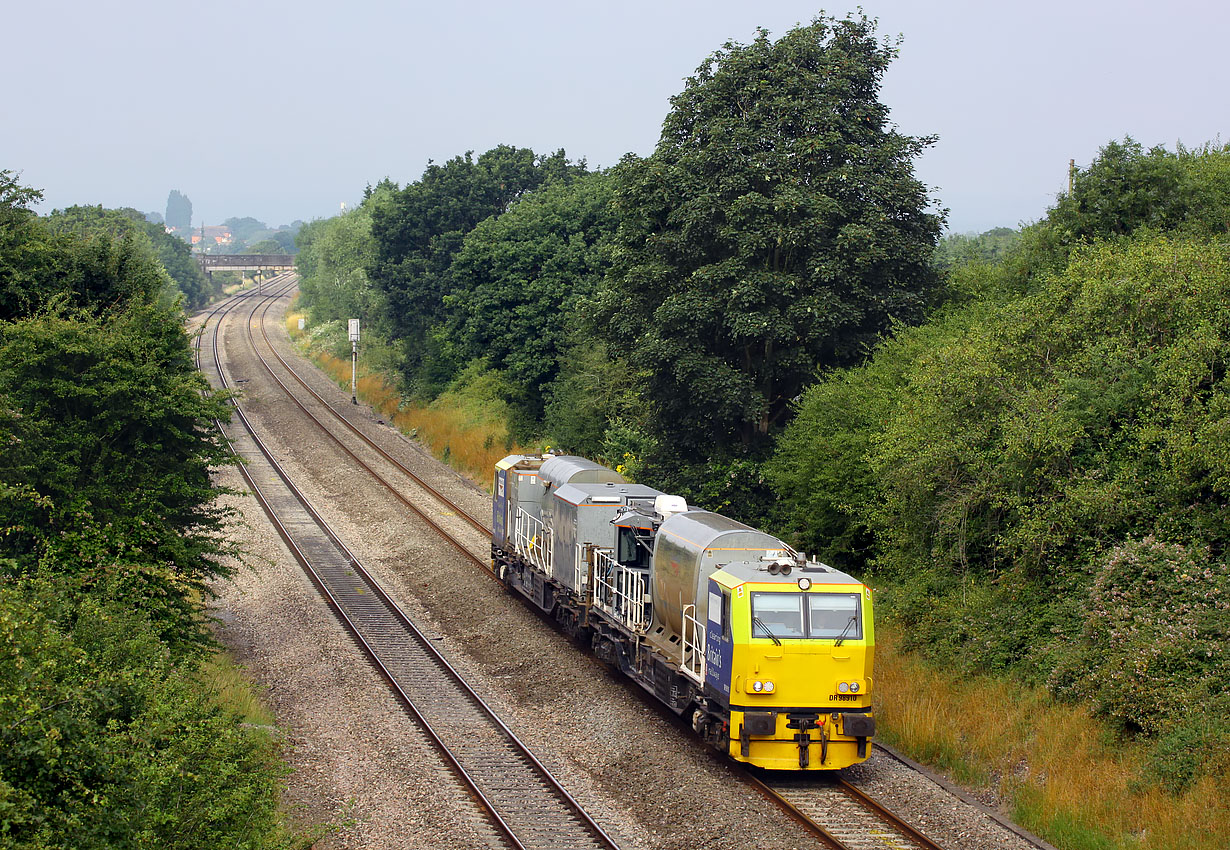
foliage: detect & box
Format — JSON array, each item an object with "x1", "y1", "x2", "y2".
[
  {"x1": 164, "y1": 190, "x2": 192, "y2": 232},
  {"x1": 368, "y1": 146, "x2": 584, "y2": 394},
  {"x1": 540, "y1": 332, "x2": 644, "y2": 463},
  {"x1": 0, "y1": 300, "x2": 236, "y2": 649},
  {"x1": 0, "y1": 172, "x2": 300, "y2": 844},
  {"x1": 1049, "y1": 537, "x2": 1230, "y2": 737},
  {"x1": 933, "y1": 226, "x2": 1020, "y2": 271},
  {"x1": 870, "y1": 236, "x2": 1230, "y2": 590},
  {"x1": 44, "y1": 205, "x2": 215, "y2": 309},
  {"x1": 772, "y1": 224, "x2": 1230, "y2": 705},
  {"x1": 595, "y1": 14, "x2": 943, "y2": 461},
  {"x1": 221, "y1": 218, "x2": 300, "y2": 255},
  {"x1": 295, "y1": 185, "x2": 390, "y2": 335},
  {"x1": 765, "y1": 314, "x2": 953, "y2": 567},
  {"x1": 222, "y1": 216, "x2": 269, "y2": 244},
  {"x1": 1, "y1": 185, "x2": 194, "y2": 319},
  {"x1": 245, "y1": 238, "x2": 287, "y2": 255},
  {"x1": 0, "y1": 577, "x2": 297, "y2": 849},
  {"x1": 1050, "y1": 138, "x2": 1230, "y2": 242},
  {"x1": 443, "y1": 172, "x2": 617, "y2": 423}
]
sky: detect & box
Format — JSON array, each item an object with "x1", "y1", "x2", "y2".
[{"x1": 5, "y1": 0, "x2": 1226, "y2": 234}]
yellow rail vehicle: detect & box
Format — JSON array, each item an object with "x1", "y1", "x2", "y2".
[
  {"x1": 707, "y1": 568, "x2": 875, "y2": 770},
  {"x1": 492, "y1": 453, "x2": 876, "y2": 771}
]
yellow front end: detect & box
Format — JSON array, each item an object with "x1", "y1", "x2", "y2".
[{"x1": 725, "y1": 580, "x2": 875, "y2": 771}]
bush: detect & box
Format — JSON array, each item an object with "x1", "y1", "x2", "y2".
[
  {"x1": 1050, "y1": 537, "x2": 1230, "y2": 733},
  {"x1": 1146, "y1": 693, "x2": 1230, "y2": 791},
  {"x1": 0, "y1": 578, "x2": 298, "y2": 849}
]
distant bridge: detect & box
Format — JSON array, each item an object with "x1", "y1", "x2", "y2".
[{"x1": 197, "y1": 254, "x2": 296, "y2": 275}]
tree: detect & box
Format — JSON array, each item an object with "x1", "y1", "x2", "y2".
[
  {"x1": 165, "y1": 189, "x2": 192, "y2": 231},
  {"x1": 222, "y1": 216, "x2": 268, "y2": 245},
  {"x1": 0, "y1": 577, "x2": 296, "y2": 849},
  {"x1": 296, "y1": 185, "x2": 390, "y2": 334},
  {"x1": 0, "y1": 302, "x2": 236, "y2": 646},
  {"x1": 442, "y1": 172, "x2": 616, "y2": 421},
  {"x1": 1049, "y1": 138, "x2": 1230, "y2": 242},
  {"x1": 595, "y1": 15, "x2": 943, "y2": 461},
  {"x1": 368, "y1": 145, "x2": 582, "y2": 393},
  {"x1": 45, "y1": 205, "x2": 215, "y2": 309}
]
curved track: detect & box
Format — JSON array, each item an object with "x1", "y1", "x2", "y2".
[
  {"x1": 205, "y1": 281, "x2": 1047, "y2": 850},
  {"x1": 198, "y1": 280, "x2": 621, "y2": 850},
  {"x1": 240, "y1": 291, "x2": 493, "y2": 574}
]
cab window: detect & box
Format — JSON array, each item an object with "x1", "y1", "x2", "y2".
[
  {"x1": 807, "y1": 593, "x2": 861, "y2": 640},
  {"x1": 751, "y1": 592, "x2": 804, "y2": 637},
  {"x1": 750, "y1": 592, "x2": 862, "y2": 641},
  {"x1": 616, "y1": 526, "x2": 649, "y2": 569}
]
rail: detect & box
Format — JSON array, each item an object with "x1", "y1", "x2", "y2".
[{"x1": 197, "y1": 280, "x2": 621, "y2": 850}]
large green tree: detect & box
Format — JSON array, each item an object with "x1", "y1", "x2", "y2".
[
  {"x1": 368, "y1": 145, "x2": 582, "y2": 393},
  {"x1": 596, "y1": 15, "x2": 943, "y2": 460},
  {"x1": 441, "y1": 172, "x2": 616, "y2": 421},
  {"x1": 45, "y1": 205, "x2": 215, "y2": 308}
]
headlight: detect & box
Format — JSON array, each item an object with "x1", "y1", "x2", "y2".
[
  {"x1": 763, "y1": 681, "x2": 775, "y2": 693},
  {"x1": 752, "y1": 680, "x2": 764, "y2": 692},
  {"x1": 850, "y1": 681, "x2": 860, "y2": 693},
  {"x1": 838, "y1": 682, "x2": 850, "y2": 693},
  {"x1": 797, "y1": 577, "x2": 812, "y2": 591}
]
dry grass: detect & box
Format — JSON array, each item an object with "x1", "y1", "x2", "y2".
[
  {"x1": 873, "y1": 627, "x2": 1230, "y2": 850},
  {"x1": 284, "y1": 311, "x2": 307, "y2": 338},
  {"x1": 304, "y1": 351, "x2": 524, "y2": 485},
  {"x1": 200, "y1": 652, "x2": 276, "y2": 727}
]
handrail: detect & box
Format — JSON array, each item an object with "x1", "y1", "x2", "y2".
[
  {"x1": 514, "y1": 507, "x2": 552, "y2": 574},
  {"x1": 592, "y1": 549, "x2": 649, "y2": 634},
  {"x1": 681, "y1": 604, "x2": 706, "y2": 684}
]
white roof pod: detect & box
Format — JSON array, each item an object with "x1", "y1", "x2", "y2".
[{"x1": 654, "y1": 494, "x2": 688, "y2": 518}]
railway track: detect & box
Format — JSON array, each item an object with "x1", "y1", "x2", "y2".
[
  {"x1": 240, "y1": 288, "x2": 493, "y2": 572},
  {"x1": 198, "y1": 279, "x2": 622, "y2": 850},
  {"x1": 202, "y1": 282, "x2": 1048, "y2": 850},
  {"x1": 753, "y1": 773, "x2": 947, "y2": 850}
]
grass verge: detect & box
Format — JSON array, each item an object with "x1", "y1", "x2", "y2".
[
  {"x1": 286, "y1": 311, "x2": 527, "y2": 485},
  {"x1": 200, "y1": 651, "x2": 277, "y2": 728},
  {"x1": 873, "y1": 625, "x2": 1230, "y2": 850}
]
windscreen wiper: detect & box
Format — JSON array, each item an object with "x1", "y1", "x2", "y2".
[
  {"x1": 752, "y1": 616, "x2": 782, "y2": 646},
  {"x1": 834, "y1": 615, "x2": 857, "y2": 647}
]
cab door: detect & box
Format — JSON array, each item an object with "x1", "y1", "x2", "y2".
[
  {"x1": 493, "y1": 467, "x2": 508, "y2": 546},
  {"x1": 704, "y1": 580, "x2": 734, "y2": 699}
]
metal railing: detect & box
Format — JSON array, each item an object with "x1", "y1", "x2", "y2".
[
  {"x1": 592, "y1": 549, "x2": 649, "y2": 633},
  {"x1": 681, "y1": 604, "x2": 706, "y2": 684},
  {"x1": 514, "y1": 507, "x2": 552, "y2": 575},
  {"x1": 573, "y1": 543, "x2": 590, "y2": 598}
]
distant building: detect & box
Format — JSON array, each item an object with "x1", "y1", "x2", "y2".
[{"x1": 189, "y1": 226, "x2": 234, "y2": 248}]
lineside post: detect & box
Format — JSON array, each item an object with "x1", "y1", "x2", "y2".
[{"x1": 348, "y1": 319, "x2": 360, "y2": 404}]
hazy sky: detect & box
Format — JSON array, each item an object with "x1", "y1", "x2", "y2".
[{"x1": 5, "y1": 0, "x2": 1225, "y2": 233}]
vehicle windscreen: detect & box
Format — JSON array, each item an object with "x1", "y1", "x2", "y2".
[{"x1": 751, "y1": 592, "x2": 862, "y2": 641}]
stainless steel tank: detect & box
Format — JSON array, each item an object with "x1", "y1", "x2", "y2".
[{"x1": 647, "y1": 510, "x2": 788, "y2": 653}]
